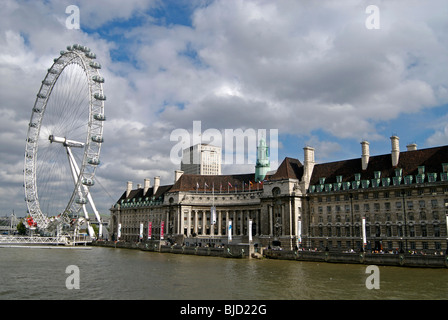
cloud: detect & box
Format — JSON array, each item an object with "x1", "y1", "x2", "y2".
[{"x1": 1, "y1": 0, "x2": 447, "y2": 218}]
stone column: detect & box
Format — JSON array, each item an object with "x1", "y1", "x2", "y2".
[
  {"x1": 202, "y1": 210, "x2": 206, "y2": 235},
  {"x1": 210, "y1": 209, "x2": 215, "y2": 236},
  {"x1": 218, "y1": 210, "x2": 222, "y2": 236},
  {"x1": 281, "y1": 204, "x2": 285, "y2": 236},
  {"x1": 187, "y1": 210, "x2": 191, "y2": 236},
  {"x1": 233, "y1": 210, "x2": 237, "y2": 237},
  {"x1": 240, "y1": 210, "x2": 244, "y2": 236},
  {"x1": 226, "y1": 211, "x2": 230, "y2": 235},
  {"x1": 194, "y1": 210, "x2": 198, "y2": 235},
  {"x1": 289, "y1": 200, "x2": 293, "y2": 236},
  {"x1": 269, "y1": 205, "x2": 273, "y2": 236},
  {"x1": 180, "y1": 209, "x2": 185, "y2": 235}
]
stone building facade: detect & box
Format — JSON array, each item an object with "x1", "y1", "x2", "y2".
[{"x1": 110, "y1": 136, "x2": 448, "y2": 253}]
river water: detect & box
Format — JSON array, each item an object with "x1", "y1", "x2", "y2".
[{"x1": 0, "y1": 246, "x2": 447, "y2": 300}]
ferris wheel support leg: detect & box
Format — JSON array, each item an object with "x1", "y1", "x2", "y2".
[
  {"x1": 66, "y1": 146, "x2": 103, "y2": 239},
  {"x1": 66, "y1": 147, "x2": 95, "y2": 239}
]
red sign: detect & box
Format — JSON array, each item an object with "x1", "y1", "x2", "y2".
[
  {"x1": 148, "y1": 222, "x2": 152, "y2": 240},
  {"x1": 160, "y1": 221, "x2": 164, "y2": 240}
]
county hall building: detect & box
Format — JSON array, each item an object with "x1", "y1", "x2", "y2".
[{"x1": 109, "y1": 136, "x2": 448, "y2": 253}]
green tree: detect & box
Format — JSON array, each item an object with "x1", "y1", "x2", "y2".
[{"x1": 17, "y1": 221, "x2": 27, "y2": 235}]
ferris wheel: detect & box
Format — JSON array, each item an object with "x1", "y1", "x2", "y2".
[{"x1": 24, "y1": 44, "x2": 106, "y2": 239}]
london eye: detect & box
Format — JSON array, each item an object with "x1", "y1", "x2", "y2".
[{"x1": 24, "y1": 44, "x2": 106, "y2": 239}]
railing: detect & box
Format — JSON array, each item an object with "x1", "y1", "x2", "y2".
[{"x1": 0, "y1": 235, "x2": 93, "y2": 245}]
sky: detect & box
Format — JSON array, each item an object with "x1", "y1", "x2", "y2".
[{"x1": 1, "y1": 0, "x2": 447, "y2": 217}]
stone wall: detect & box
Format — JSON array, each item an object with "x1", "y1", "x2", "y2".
[
  {"x1": 92, "y1": 241, "x2": 448, "y2": 267},
  {"x1": 263, "y1": 249, "x2": 448, "y2": 268}
]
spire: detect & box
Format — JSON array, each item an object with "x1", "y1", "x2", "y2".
[{"x1": 255, "y1": 137, "x2": 270, "y2": 182}]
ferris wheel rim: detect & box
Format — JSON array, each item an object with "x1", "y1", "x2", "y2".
[{"x1": 24, "y1": 44, "x2": 106, "y2": 230}]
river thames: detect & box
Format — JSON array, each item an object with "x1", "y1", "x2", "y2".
[{"x1": 0, "y1": 246, "x2": 447, "y2": 300}]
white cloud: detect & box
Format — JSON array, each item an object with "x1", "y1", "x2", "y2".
[{"x1": 1, "y1": 0, "x2": 447, "y2": 217}]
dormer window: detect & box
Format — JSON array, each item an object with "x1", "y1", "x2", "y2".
[
  {"x1": 354, "y1": 173, "x2": 361, "y2": 181},
  {"x1": 416, "y1": 174, "x2": 425, "y2": 184},
  {"x1": 361, "y1": 180, "x2": 370, "y2": 189},
  {"x1": 371, "y1": 179, "x2": 380, "y2": 188},
  {"x1": 428, "y1": 173, "x2": 437, "y2": 183},
  {"x1": 442, "y1": 163, "x2": 448, "y2": 173},
  {"x1": 393, "y1": 176, "x2": 402, "y2": 186}
]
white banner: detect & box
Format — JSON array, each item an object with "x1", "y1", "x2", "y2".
[
  {"x1": 139, "y1": 223, "x2": 143, "y2": 239},
  {"x1": 211, "y1": 206, "x2": 216, "y2": 225},
  {"x1": 362, "y1": 217, "x2": 367, "y2": 246},
  {"x1": 228, "y1": 220, "x2": 232, "y2": 242},
  {"x1": 248, "y1": 219, "x2": 252, "y2": 242},
  {"x1": 297, "y1": 219, "x2": 302, "y2": 244},
  {"x1": 117, "y1": 223, "x2": 121, "y2": 239}
]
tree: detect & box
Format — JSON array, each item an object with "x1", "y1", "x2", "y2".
[{"x1": 17, "y1": 221, "x2": 27, "y2": 235}]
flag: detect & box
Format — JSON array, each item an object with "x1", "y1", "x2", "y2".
[
  {"x1": 228, "y1": 182, "x2": 232, "y2": 187},
  {"x1": 249, "y1": 181, "x2": 253, "y2": 186}
]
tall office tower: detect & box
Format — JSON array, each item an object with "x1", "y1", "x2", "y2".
[{"x1": 181, "y1": 144, "x2": 222, "y2": 175}]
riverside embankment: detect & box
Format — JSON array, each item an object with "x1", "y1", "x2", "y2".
[{"x1": 92, "y1": 240, "x2": 448, "y2": 268}]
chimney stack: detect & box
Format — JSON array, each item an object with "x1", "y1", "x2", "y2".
[
  {"x1": 361, "y1": 140, "x2": 370, "y2": 171},
  {"x1": 126, "y1": 181, "x2": 132, "y2": 198},
  {"x1": 391, "y1": 135, "x2": 400, "y2": 167},
  {"x1": 406, "y1": 143, "x2": 417, "y2": 151},
  {"x1": 144, "y1": 178, "x2": 151, "y2": 194},
  {"x1": 174, "y1": 170, "x2": 184, "y2": 183},
  {"x1": 153, "y1": 176, "x2": 160, "y2": 195}
]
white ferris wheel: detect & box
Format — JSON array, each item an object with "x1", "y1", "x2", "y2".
[{"x1": 24, "y1": 44, "x2": 106, "y2": 239}]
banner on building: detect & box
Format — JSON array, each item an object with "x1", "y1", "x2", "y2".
[
  {"x1": 362, "y1": 217, "x2": 367, "y2": 246},
  {"x1": 148, "y1": 221, "x2": 152, "y2": 240},
  {"x1": 160, "y1": 221, "x2": 165, "y2": 240},
  {"x1": 139, "y1": 223, "x2": 143, "y2": 240},
  {"x1": 298, "y1": 219, "x2": 302, "y2": 244},
  {"x1": 117, "y1": 223, "x2": 121, "y2": 239},
  {"x1": 228, "y1": 220, "x2": 232, "y2": 242},
  {"x1": 248, "y1": 219, "x2": 252, "y2": 242},
  {"x1": 211, "y1": 206, "x2": 216, "y2": 225}
]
